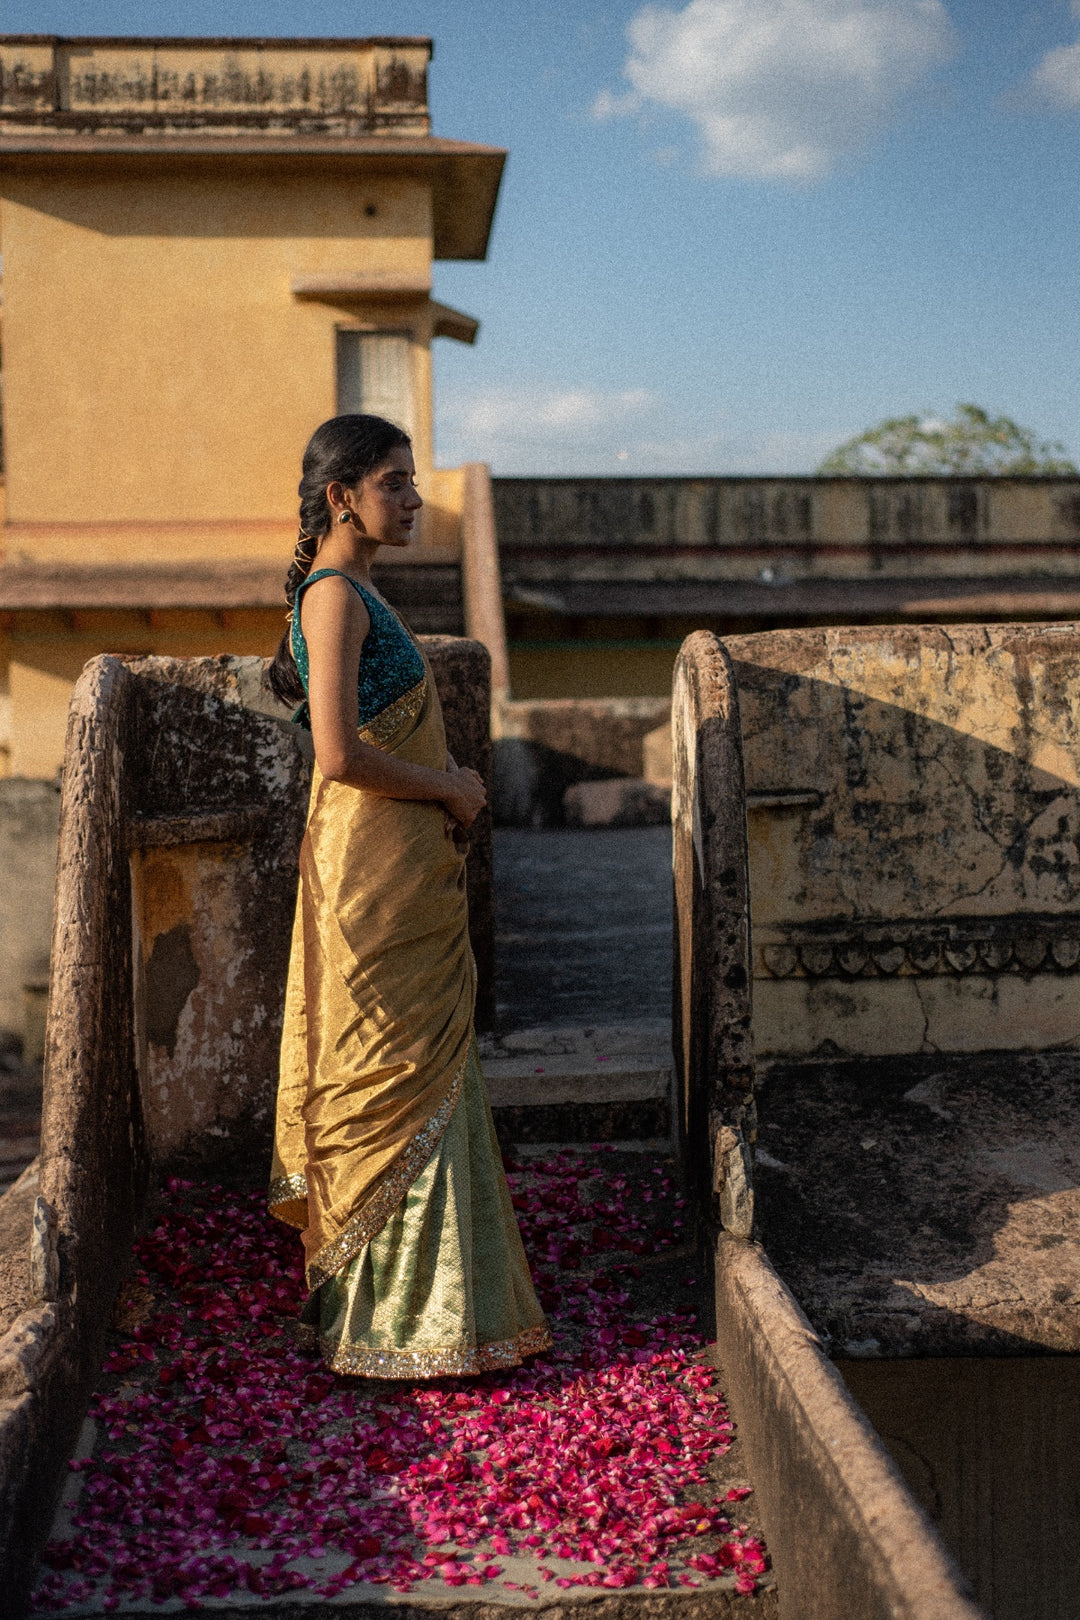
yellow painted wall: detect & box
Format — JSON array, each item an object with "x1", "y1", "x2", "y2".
[
  {"x1": 507, "y1": 644, "x2": 680, "y2": 700},
  {"x1": 1, "y1": 166, "x2": 437, "y2": 531}
]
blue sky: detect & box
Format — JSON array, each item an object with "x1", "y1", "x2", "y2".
[{"x1": 6, "y1": 0, "x2": 1080, "y2": 473}]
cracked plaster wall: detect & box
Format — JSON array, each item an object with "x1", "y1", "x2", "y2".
[{"x1": 726, "y1": 623, "x2": 1080, "y2": 1059}]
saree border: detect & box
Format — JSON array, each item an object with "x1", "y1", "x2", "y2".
[
  {"x1": 268, "y1": 1171, "x2": 308, "y2": 1212},
  {"x1": 357, "y1": 678, "x2": 426, "y2": 749},
  {"x1": 305, "y1": 1045, "x2": 469, "y2": 1293},
  {"x1": 300, "y1": 1321, "x2": 553, "y2": 1379}
]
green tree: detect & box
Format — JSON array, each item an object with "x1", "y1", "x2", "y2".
[{"x1": 819, "y1": 403, "x2": 1078, "y2": 476}]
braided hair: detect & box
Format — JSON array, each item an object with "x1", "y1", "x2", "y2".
[{"x1": 265, "y1": 414, "x2": 412, "y2": 706}]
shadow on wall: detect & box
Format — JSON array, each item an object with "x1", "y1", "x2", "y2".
[{"x1": 727, "y1": 623, "x2": 1080, "y2": 1061}]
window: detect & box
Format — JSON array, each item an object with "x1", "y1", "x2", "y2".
[{"x1": 335, "y1": 330, "x2": 414, "y2": 437}]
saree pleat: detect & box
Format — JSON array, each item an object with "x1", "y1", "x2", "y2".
[
  {"x1": 298, "y1": 1038, "x2": 549, "y2": 1377},
  {"x1": 270, "y1": 650, "x2": 549, "y2": 1375}
]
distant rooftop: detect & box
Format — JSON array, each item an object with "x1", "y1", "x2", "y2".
[
  {"x1": 0, "y1": 35, "x2": 432, "y2": 137},
  {"x1": 0, "y1": 35, "x2": 506, "y2": 259}
]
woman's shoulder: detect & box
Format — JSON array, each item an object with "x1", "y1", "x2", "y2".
[
  {"x1": 295, "y1": 570, "x2": 372, "y2": 634},
  {"x1": 298, "y1": 570, "x2": 371, "y2": 607}
]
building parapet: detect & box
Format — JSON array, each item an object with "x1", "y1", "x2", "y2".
[
  {"x1": 0, "y1": 35, "x2": 431, "y2": 137},
  {"x1": 494, "y1": 475, "x2": 1080, "y2": 586}
]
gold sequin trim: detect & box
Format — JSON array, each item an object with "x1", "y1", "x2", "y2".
[
  {"x1": 319, "y1": 1323, "x2": 553, "y2": 1380},
  {"x1": 268, "y1": 1172, "x2": 307, "y2": 1210},
  {"x1": 358, "y1": 679, "x2": 426, "y2": 750},
  {"x1": 306, "y1": 1049, "x2": 468, "y2": 1293}
]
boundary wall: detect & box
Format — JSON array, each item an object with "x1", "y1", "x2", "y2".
[{"x1": 670, "y1": 629, "x2": 984, "y2": 1620}]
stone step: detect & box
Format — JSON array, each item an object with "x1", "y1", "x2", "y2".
[
  {"x1": 479, "y1": 1022, "x2": 673, "y2": 1145},
  {"x1": 484, "y1": 1052, "x2": 670, "y2": 1108}
]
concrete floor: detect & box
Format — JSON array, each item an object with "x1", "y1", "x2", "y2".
[{"x1": 493, "y1": 827, "x2": 673, "y2": 1030}]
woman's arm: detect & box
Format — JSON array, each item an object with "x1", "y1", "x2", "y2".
[{"x1": 302, "y1": 575, "x2": 486, "y2": 827}]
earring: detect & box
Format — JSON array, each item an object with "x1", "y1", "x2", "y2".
[{"x1": 338, "y1": 510, "x2": 353, "y2": 526}]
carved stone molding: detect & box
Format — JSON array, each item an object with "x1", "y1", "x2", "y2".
[{"x1": 760, "y1": 916, "x2": 1080, "y2": 979}]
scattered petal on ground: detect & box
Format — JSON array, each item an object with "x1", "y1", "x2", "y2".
[{"x1": 32, "y1": 1152, "x2": 767, "y2": 1610}]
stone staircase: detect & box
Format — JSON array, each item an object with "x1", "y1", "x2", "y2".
[{"x1": 480, "y1": 1019, "x2": 673, "y2": 1146}]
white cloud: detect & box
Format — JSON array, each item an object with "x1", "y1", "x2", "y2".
[
  {"x1": 458, "y1": 385, "x2": 656, "y2": 438},
  {"x1": 1025, "y1": 2, "x2": 1080, "y2": 110},
  {"x1": 437, "y1": 383, "x2": 838, "y2": 475},
  {"x1": 594, "y1": 0, "x2": 957, "y2": 180}
]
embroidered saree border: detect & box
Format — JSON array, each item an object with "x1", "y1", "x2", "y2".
[
  {"x1": 268, "y1": 1172, "x2": 308, "y2": 1212},
  {"x1": 358, "y1": 679, "x2": 426, "y2": 749},
  {"x1": 304, "y1": 1046, "x2": 469, "y2": 1293},
  {"x1": 297, "y1": 1321, "x2": 553, "y2": 1379}
]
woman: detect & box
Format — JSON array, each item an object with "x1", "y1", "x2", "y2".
[{"x1": 266, "y1": 414, "x2": 550, "y2": 1378}]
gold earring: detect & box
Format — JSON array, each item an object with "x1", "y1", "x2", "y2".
[{"x1": 338, "y1": 510, "x2": 354, "y2": 526}]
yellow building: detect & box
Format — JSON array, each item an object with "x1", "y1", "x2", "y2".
[{"x1": 0, "y1": 34, "x2": 504, "y2": 775}]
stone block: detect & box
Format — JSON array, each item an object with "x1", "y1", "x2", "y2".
[
  {"x1": 563, "y1": 777, "x2": 671, "y2": 828},
  {"x1": 493, "y1": 696, "x2": 669, "y2": 826}
]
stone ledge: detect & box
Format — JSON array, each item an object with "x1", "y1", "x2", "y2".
[
  {"x1": 483, "y1": 1057, "x2": 669, "y2": 1110},
  {"x1": 128, "y1": 807, "x2": 270, "y2": 849},
  {"x1": 711, "y1": 1236, "x2": 983, "y2": 1620}
]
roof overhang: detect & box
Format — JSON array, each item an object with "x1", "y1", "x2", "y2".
[
  {"x1": 289, "y1": 275, "x2": 479, "y2": 342},
  {"x1": 0, "y1": 135, "x2": 506, "y2": 259}
]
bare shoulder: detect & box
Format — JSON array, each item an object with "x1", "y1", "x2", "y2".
[{"x1": 298, "y1": 573, "x2": 371, "y2": 638}]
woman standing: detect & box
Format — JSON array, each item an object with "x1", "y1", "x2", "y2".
[{"x1": 266, "y1": 415, "x2": 549, "y2": 1378}]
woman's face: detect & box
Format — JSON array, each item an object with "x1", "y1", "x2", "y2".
[{"x1": 347, "y1": 446, "x2": 423, "y2": 547}]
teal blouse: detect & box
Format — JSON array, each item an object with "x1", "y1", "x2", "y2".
[{"x1": 290, "y1": 569, "x2": 425, "y2": 730}]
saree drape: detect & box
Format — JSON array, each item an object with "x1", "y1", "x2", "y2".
[{"x1": 269, "y1": 649, "x2": 549, "y2": 1376}]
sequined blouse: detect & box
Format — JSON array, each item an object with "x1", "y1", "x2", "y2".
[{"x1": 291, "y1": 569, "x2": 426, "y2": 733}]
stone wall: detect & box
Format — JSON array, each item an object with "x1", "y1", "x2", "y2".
[
  {"x1": 670, "y1": 632, "x2": 981, "y2": 1620},
  {"x1": 670, "y1": 632, "x2": 754, "y2": 1238},
  {"x1": 493, "y1": 475, "x2": 1080, "y2": 585},
  {"x1": 1, "y1": 656, "x2": 147, "y2": 1608},
  {"x1": 727, "y1": 623, "x2": 1080, "y2": 1061},
  {"x1": 493, "y1": 696, "x2": 669, "y2": 826},
  {"x1": 125, "y1": 643, "x2": 493, "y2": 1167},
  {"x1": 0, "y1": 640, "x2": 494, "y2": 1060}
]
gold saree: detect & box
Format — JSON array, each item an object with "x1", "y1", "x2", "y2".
[{"x1": 270, "y1": 655, "x2": 549, "y2": 1377}]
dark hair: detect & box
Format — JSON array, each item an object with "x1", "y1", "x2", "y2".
[{"x1": 265, "y1": 414, "x2": 411, "y2": 706}]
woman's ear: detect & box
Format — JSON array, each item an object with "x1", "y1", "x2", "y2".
[{"x1": 326, "y1": 480, "x2": 346, "y2": 511}]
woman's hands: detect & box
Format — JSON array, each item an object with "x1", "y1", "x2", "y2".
[{"x1": 443, "y1": 754, "x2": 486, "y2": 834}]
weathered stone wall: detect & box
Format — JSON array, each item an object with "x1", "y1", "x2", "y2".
[
  {"x1": 494, "y1": 696, "x2": 669, "y2": 826},
  {"x1": 494, "y1": 475, "x2": 1080, "y2": 585},
  {"x1": 124, "y1": 655, "x2": 311, "y2": 1170},
  {"x1": 125, "y1": 642, "x2": 493, "y2": 1167},
  {"x1": 1, "y1": 656, "x2": 147, "y2": 1609},
  {"x1": 670, "y1": 632, "x2": 755, "y2": 1239},
  {"x1": 727, "y1": 623, "x2": 1080, "y2": 1060},
  {"x1": 671, "y1": 631, "x2": 986, "y2": 1620},
  {"x1": 712, "y1": 1238, "x2": 983, "y2": 1620}
]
